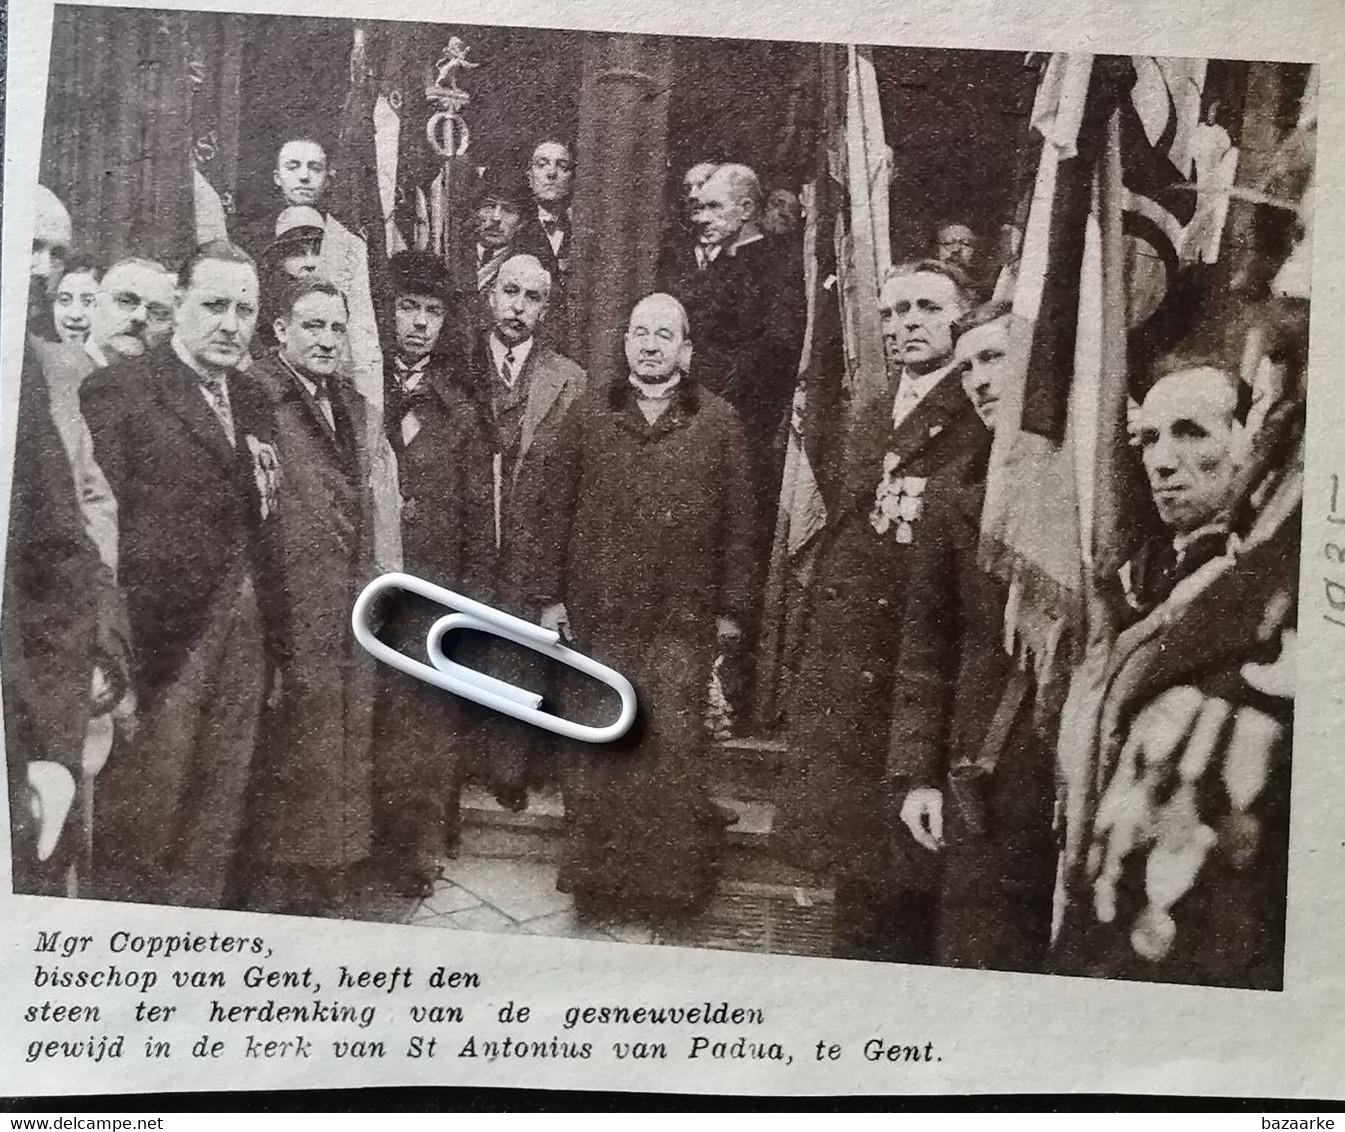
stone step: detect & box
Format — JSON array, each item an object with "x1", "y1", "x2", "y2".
[{"x1": 456, "y1": 784, "x2": 829, "y2": 892}]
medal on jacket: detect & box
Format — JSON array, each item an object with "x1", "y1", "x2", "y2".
[{"x1": 869, "y1": 451, "x2": 926, "y2": 544}]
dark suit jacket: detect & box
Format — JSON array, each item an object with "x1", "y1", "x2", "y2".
[
  {"x1": 776, "y1": 371, "x2": 988, "y2": 878},
  {"x1": 81, "y1": 343, "x2": 281, "y2": 696},
  {"x1": 386, "y1": 355, "x2": 496, "y2": 597},
  {"x1": 886, "y1": 448, "x2": 1043, "y2": 790},
  {"x1": 656, "y1": 234, "x2": 805, "y2": 454},
  {"x1": 247, "y1": 351, "x2": 377, "y2": 868},
  {"x1": 515, "y1": 205, "x2": 571, "y2": 293},
  {"x1": 3, "y1": 350, "x2": 102, "y2": 774}
]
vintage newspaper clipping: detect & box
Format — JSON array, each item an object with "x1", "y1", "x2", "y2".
[{"x1": 2, "y1": 0, "x2": 1343, "y2": 1100}]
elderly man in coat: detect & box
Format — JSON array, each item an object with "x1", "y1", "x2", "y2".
[
  {"x1": 887, "y1": 302, "x2": 1058, "y2": 973},
  {"x1": 239, "y1": 277, "x2": 378, "y2": 915},
  {"x1": 457, "y1": 252, "x2": 587, "y2": 808},
  {"x1": 524, "y1": 292, "x2": 754, "y2": 927}
]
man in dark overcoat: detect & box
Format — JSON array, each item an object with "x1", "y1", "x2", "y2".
[
  {"x1": 656, "y1": 162, "x2": 806, "y2": 651},
  {"x1": 776, "y1": 259, "x2": 986, "y2": 963},
  {"x1": 375, "y1": 251, "x2": 492, "y2": 896},
  {"x1": 81, "y1": 241, "x2": 283, "y2": 908},
  {"x1": 1064, "y1": 362, "x2": 1297, "y2": 989},
  {"x1": 887, "y1": 303, "x2": 1058, "y2": 973},
  {"x1": 240, "y1": 277, "x2": 378, "y2": 914},
  {"x1": 523, "y1": 292, "x2": 754, "y2": 926}
]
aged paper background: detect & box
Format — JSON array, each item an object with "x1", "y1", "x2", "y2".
[{"x1": 2, "y1": 0, "x2": 1343, "y2": 1099}]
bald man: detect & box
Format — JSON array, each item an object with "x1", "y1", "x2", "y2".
[
  {"x1": 31, "y1": 186, "x2": 72, "y2": 321},
  {"x1": 6, "y1": 185, "x2": 122, "y2": 895},
  {"x1": 525, "y1": 292, "x2": 754, "y2": 927},
  {"x1": 1122, "y1": 363, "x2": 1245, "y2": 615}
]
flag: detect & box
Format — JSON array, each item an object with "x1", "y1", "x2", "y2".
[
  {"x1": 186, "y1": 14, "x2": 245, "y2": 247},
  {"x1": 836, "y1": 44, "x2": 892, "y2": 404},
  {"x1": 976, "y1": 54, "x2": 1143, "y2": 935},
  {"x1": 754, "y1": 44, "x2": 847, "y2": 724}
]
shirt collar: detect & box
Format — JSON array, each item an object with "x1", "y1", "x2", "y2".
[
  {"x1": 893, "y1": 359, "x2": 956, "y2": 405},
  {"x1": 628, "y1": 372, "x2": 682, "y2": 400},
  {"x1": 1172, "y1": 519, "x2": 1233, "y2": 561},
  {"x1": 489, "y1": 334, "x2": 534, "y2": 381},
  {"x1": 726, "y1": 231, "x2": 765, "y2": 256},
  {"x1": 172, "y1": 334, "x2": 217, "y2": 384},
  {"x1": 394, "y1": 353, "x2": 431, "y2": 374},
  {"x1": 277, "y1": 351, "x2": 325, "y2": 397},
  {"x1": 84, "y1": 340, "x2": 110, "y2": 369}
]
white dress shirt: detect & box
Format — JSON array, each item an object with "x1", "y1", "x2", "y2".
[
  {"x1": 891, "y1": 360, "x2": 955, "y2": 429},
  {"x1": 173, "y1": 334, "x2": 235, "y2": 445},
  {"x1": 488, "y1": 334, "x2": 535, "y2": 388}
]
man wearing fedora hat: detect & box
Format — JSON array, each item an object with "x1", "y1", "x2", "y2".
[{"x1": 472, "y1": 169, "x2": 528, "y2": 294}]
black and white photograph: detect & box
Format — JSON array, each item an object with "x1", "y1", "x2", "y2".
[{"x1": 5, "y1": 4, "x2": 1313, "y2": 996}]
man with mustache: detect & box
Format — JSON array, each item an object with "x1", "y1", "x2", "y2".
[
  {"x1": 458, "y1": 252, "x2": 588, "y2": 809},
  {"x1": 82, "y1": 240, "x2": 283, "y2": 908},
  {"x1": 33, "y1": 255, "x2": 174, "y2": 570},
  {"x1": 886, "y1": 302, "x2": 1059, "y2": 973},
  {"x1": 238, "y1": 278, "x2": 378, "y2": 915},
  {"x1": 472, "y1": 171, "x2": 527, "y2": 294},
  {"x1": 778, "y1": 259, "x2": 987, "y2": 964},
  {"x1": 374, "y1": 251, "x2": 479, "y2": 896}
]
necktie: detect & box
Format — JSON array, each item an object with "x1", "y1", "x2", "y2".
[
  {"x1": 200, "y1": 372, "x2": 236, "y2": 446},
  {"x1": 500, "y1": 349, "x2": 516, "y2": 387},
  {"x1": 542, "y1": 215, "x2": 562, "y2": 252},
  {"x1": 312, "y1": 376, "x2": 336, "y2": 433}
]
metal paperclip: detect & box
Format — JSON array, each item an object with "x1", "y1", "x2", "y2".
[{"x1": 350, "y1": 572, "x2": 638, "y2": 744}]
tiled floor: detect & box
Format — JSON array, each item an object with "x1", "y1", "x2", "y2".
[{"x1": 340, "y1": 785, "x2": 834, "y2": 956}]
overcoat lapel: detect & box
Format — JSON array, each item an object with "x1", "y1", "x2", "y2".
[
  {"x1": 515, "y1": 348, "x2": 565, "y2": 478},
  {"x1": 152, "y1": 354, "x2": 237, "y2": 465},
  {"x1": 887, "y1": 372, "x2": 971, "y2": 467}
]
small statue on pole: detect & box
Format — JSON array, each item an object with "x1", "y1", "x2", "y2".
[{"x1": 426, "y1": 36, "x2": 478, "y2": 158}]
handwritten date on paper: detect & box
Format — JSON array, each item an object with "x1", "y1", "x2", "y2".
[
  {"x1": 1325, "y1": 473, "x2": 1345, "y2": 630},
  {"x1": 19, "y1": 930, "x2": 942, "y2": 1075}
]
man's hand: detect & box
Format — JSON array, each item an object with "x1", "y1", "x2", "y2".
[
  {"x1": 266, "y1": 666, "x2": 285, "y2": 712},
  {"x1": 541, "y1": 602, "x2": 573, "y2": 642},
  {"x1": 716, "y1": 617, "x2": 744, "y2": 642},
  {"x1": 901, "y1": 787, "x2": 944, "y2": 852}
]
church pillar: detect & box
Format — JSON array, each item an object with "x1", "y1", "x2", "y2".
[{"x1": 568, "y1": 34, "x2": 674, "y2": 374}]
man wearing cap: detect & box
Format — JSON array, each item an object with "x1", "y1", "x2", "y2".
[
  {"x1": 245, "y1": 135, "x2": 401, "y2": 574},
  {"x1": 472, "y1": 170, "x2": 527, "y2": 293},
  {"x1": 240, "y1": 276, "x2": 378, "y2": 915}
]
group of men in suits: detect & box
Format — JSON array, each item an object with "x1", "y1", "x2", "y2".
[{"x1": 8, "y1": 117, "x2": 1290, "y2": 977}]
